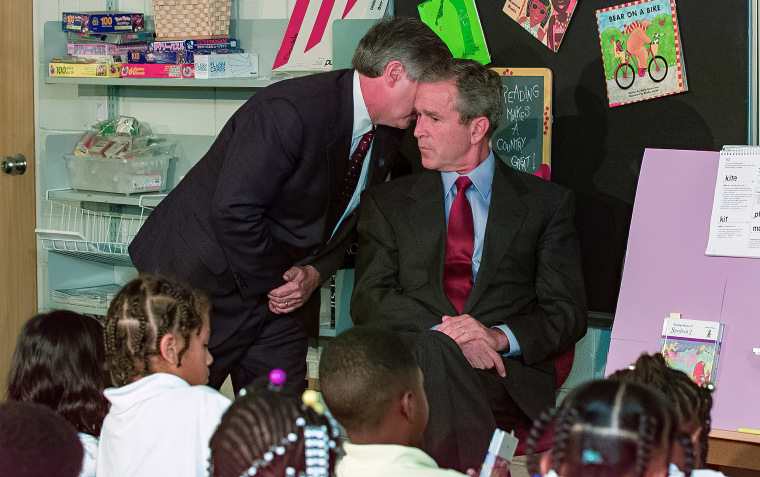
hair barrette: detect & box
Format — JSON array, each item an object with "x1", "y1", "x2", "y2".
[{"x1": 582, "y1": 449, "x2": 604, "y2": 464}]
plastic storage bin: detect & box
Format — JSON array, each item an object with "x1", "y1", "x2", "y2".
[{"x1": 64, "y1": 154, "x2": 171, "y2": 194}]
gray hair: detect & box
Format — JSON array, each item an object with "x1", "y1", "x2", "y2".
[
  {"x1": 429, "y1": 59, "x2": 503, "y2": 139},
  {"x1": 352, "y1": 16, "x2": 453, "y2": 82}
]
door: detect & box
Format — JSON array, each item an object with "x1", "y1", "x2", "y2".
[{"x1": 0, "y1": 1, "x2": 37, "y2": 394}]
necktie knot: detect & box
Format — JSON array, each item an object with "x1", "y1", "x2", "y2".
[{"x1": 455, "y1": 176, "x2": 473, "y2": 194}]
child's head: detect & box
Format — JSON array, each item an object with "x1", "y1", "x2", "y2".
[
  {"x1": 6, "y1": 310, "x2": 110, "y2": 436},
  {"x1": 0, "y1": 400, "x2": 84, "y2": 477},
  {"x1": 609, "y1": 352, "x2": 713, "y2": 468},
  {"x1": 104, "y1": 274, "x2": 212, "y2": 387},
  {"x1": 527, "y1": 379, "x2": 689, "y2": 477},
  {"x1": 209, "y1": 384, "x2": 341, "y2": 477},
  {"x1": 318, "y1": 326, "x2": 427, "y2": 447}
]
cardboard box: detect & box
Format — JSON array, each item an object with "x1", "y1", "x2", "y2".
[
  {"x1": 62, "y1": 12, "x2": 145, "y2": 33},
  {"x1": 119, "y1": 63, "x2": 195, "y2": 79},
  {"x1": 49, "y1": 62, "x2": 123, "y2": 78},
  {"x1": 194, "y1": 53, "x2": 258, "y2": 79}
]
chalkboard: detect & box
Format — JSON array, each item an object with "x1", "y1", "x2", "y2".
[
  {"x1": 490, "y1": 67, "x2": 552, "y2": 175},
  {"x1": 396, "y1": 0, "x2": 750, "y2": 314}
]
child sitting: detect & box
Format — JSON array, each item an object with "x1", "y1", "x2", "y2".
[
  {"x1": 0, "y1": 400, "x2": 84, "y2": 477},
  {"x1": 320, "y1": 326, "x2": 499, "y2": 477},
  {"x1": 526, "y1": 379, "x2": 693, "y2": 477},
  {"x1": 209, "y1": 374, "x2": 342, "y2": 477},
  {"x1": 609, "y1": 352, "x2": 726, "y2": 477},
  {"x1": 6, "y1": 310, "x2": 110, "y2": 477},
  {"x1": 97, "y1": 275, "x2": 231, "y2": 477}
]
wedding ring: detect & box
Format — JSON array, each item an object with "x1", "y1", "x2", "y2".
[
  {"x1": 285, "y1": 301, "x2": 289, "y2": 307},
  {"x1": 460, "y1": 327, "x2": 465, "y2": 335}
]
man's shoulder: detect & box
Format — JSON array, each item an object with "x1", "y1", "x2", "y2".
[
  {"x1": 497, "y1": 159, "x2": 572, "y2": 202},
  {"x1": 366, "y1": 171, "x2": 435, "y2": 198}
]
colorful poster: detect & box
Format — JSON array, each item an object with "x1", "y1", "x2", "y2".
[
  {"x1": 596, "y1": 0, "x2": 687, "y2": 107},
  {"x1": 418, "y1": 0, "x2": 491, "y2": 65},
  {"x1": 502, "y1": 0, "x2": 578, "y2": 52}
]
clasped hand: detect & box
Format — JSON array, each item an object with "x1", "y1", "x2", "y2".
[
  {"x1": 267, "y1": 265, "x2": 321, "y2": 314},
  {"x1": 437, "y1": 314, "x2": 508, "y2": 377}
]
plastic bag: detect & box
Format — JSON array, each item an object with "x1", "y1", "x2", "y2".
[{"x1": 74, "y1": 116, "x2": 155, "y2": 157}]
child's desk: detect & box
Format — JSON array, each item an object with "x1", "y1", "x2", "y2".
[{"x1": 708, "y1": 430, "x2": 760, "y2": 471}]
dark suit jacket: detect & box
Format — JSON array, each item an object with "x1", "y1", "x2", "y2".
[
  {"x1": 351, "y1": 156, "x2": 588, "y2": 417},
  {"x1": 129, "y1": 69, "x2": 404, "y2": 340}
]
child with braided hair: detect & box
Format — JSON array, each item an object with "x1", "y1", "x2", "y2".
[
  {"x1": 208, "y1": 372, "x2": 341, "y2": 477},
  {"x1": 609, "y1": 353, "x2": 726, "y2": 477},
  {"x1": 526, "y1": 379, "x2": 693, "y2": 477},
  {"x1": 97, "y1": 275, "x2": 231, "y2": 477}
]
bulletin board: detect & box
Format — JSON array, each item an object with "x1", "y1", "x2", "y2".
[
  {"x1": 490, "y1": 67, "x2": 552, "y2": 175},
  {"x1": 395, "y1": 0, "x2": 750, "y2": 314}
]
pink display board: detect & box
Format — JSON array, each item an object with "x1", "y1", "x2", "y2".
[{"x1": 605, "y1": 148, "x2": 760, "y2": 432}]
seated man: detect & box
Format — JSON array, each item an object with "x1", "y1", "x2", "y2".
[
  {"x1": 351, "y1": 58, "x2": 588, "y2": 472},
  {"x1": 320, "y1": 326, "x2": 473, "y2": 477}
]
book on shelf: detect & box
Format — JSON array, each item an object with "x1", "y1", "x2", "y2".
[
  {"x1": 660, "y1": 316, "x2": 723, "y2": 386},
  {"x1": 596, "y1": 0, "x2": 687, "y2": 107}
]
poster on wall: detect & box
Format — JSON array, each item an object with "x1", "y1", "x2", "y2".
[
  {"x1": 596, "y1": 0, "x2": 687, "y2": 107},
  {"x1": 502, "y1": 0, "x2": 578, "y2": 52},
  {"x1": 418, "y1": 0, "x2": 491, "y2": 65}
]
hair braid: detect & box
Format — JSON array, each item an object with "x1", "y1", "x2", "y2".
[
  {"x1": 104, "y1": 275, "x2": 206, "y2": 386},
  {"x1": 677, "y1": 431, "x2": 695, "y2": 476},
  {"x1": 551, "y1": 407, "x2": 578, "y2": 472},
  {"x1": 526, "y1": 408, "x2": 556, "y2": 475},
  {"x1": 634, "y1": 414, "x2": 656, "y2": 477}
]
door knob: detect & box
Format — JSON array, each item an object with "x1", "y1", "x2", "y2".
[{"x1": 1, "y1": 154, "x2": 27, "y2": 176}]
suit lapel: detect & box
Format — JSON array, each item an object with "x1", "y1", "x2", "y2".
[
  {"x1": 323, "y1": 71, "x2": 355, "y2": 242},
  {"x1": 464, "y1": 158, "x2": 529, "y2": 312},
  {"x1": 406, "y1": 171, "x2": 459, "y2": 315}
]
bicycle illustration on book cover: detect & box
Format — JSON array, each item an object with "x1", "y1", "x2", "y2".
[{"x1": 596, "y1": 0, "x2": 687, "y2": 107}]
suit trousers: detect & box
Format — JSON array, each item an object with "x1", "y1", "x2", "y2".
[
  {"x1": 206, "y1": 288, "x2": 308, "y2": 395},
  {"x1": 402, "y1": 330, "x2": 532, "y2": 473}
]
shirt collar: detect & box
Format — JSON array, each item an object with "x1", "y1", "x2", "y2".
[
  {"x1": 441, "y1": 150, "x2": 496, "y2": 201},
  {"x1": 352, "y1": 70, "x2": 373, "y2": 139}
]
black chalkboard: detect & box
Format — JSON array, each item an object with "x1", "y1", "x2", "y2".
[
  {"x1": 490, "y1": 67, "x2": 552, "y2": 175},
  {"x1": 396, "y1": 0, "x2": 750, "y2": 313}
]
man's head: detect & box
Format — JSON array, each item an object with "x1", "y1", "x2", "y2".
[
  {"x1": 319, "y1": 326, "x2": 428, "y2": 447},
  {"x1": 414, "y1": 58, "x2": 503, "y2": 174},
  {"x1": 353, "y1": 17, "x2": 452, "y2": 129}
]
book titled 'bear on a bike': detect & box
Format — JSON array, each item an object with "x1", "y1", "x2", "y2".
[{"x1": 596, "y1": 0, "x2": 687, "y2": 107}]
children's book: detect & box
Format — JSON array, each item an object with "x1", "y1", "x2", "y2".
[
  {"x1": 502, "y1": 0, "x2": 578, "y2": 52},
  {"x1": 660, "y1": 316, "x2": 723, "y2": 386},
  {"x1": 596, "y1": 0, "x2": 687, "y2": 107},
  {"x1": 418, "y1": 0, "x2": 491, "y2": 65}
]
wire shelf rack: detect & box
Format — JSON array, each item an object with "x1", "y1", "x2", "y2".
[{"x1": 36, "y1": 200, "x2": 148, "y2": 266}]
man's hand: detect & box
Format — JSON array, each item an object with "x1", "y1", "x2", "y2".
[
  {"x1": 267, "y1": 265, "x2": 321, "y2": 314},
  {"x1": 437, "y1": 314, "x2": 510, "y2": 353},
  {"x1": 459, "y1": 339, "x2": 506, "y2": 377}
]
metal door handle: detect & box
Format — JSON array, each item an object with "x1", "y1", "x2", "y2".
[{"x1": 1, "y1": 154, "x2": 27, "y2": 176}]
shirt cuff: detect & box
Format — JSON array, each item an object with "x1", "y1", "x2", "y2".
[{"x1": 494, "y1": 324, "x2": 521, "y2": 357}]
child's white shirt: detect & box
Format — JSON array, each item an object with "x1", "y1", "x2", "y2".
[
  {"x1": 96, "y1": 373, "x2": 231, "y2": 477},
  {"x1": 78, "y1": 433, "x2": 98, "y2": 477},
  {"x1": 669, "y1": 463, "x2": 728, "y2": 476}
]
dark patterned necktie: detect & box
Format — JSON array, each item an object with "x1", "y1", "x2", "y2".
[
  {"x1": 337, "y1": 129, "x2": 375, "y2": 214},
  {"x1": 443, "y1": 176, "x2": 474, "y2": 314}
]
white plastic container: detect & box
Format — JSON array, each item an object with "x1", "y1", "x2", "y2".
[{"x1": 63, "y1": 153, "x2": 171, "y2": 194}]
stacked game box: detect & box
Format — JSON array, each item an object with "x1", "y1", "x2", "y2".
[
  {"x1": 51, "y1": 11, "x2": 154, "y2": 78},
  {"x1": 122, "y1": 38, "x2": 243, "y2": 79}
]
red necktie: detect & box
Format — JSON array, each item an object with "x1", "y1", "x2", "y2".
[
  {"x1": 443, "y1": 176, "x2": 474, "y2": 314},
  {"x1": 337, "y1": 129, "x2": 375, "y2": 214}
]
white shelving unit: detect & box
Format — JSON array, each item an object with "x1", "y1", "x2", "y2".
[{"x1": 36, "y1": 12, "x2": 375, "y2": 338}]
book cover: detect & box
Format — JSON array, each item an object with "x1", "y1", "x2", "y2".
[
  {"x1": 660, "y1": 317, "x2": 723, "y2": 386},
  {"x1": 418, "y1": 0, "x2": 491, "y2": 65},
  {"x1": 596, "y1": 0, "x2": 687, "y2": 107},
  {"x1": 502, "y1": 0, "x2": 578, "y2": 52}
]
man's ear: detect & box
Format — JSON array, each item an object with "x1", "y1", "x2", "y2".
[
  {"x1": 470, "y1": 116, "x2": 490, "y2": 144},
  {"x1": 383, "y1": 60, "x2": 406, "y2": 87},
  {"x1": 158, "y1": 333, "x2": 180, "y2": 365}
]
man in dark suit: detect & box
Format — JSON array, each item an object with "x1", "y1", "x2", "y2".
[
  {"x1": 128, "y1": 17, "x2": 452, "y2": 393},
  {"x1": 352, "y1": 59, "x2": 588, "y2": 471}
]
